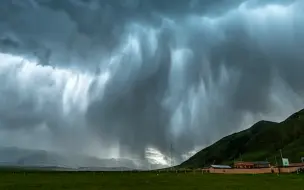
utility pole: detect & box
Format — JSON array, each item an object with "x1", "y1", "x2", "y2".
[
  {"x1": 279, "y1": 149, "x2": 284, "y2": 174},
  {"x1": 170, "y1": 143, "x2": 173, "y2": 170},
  {"x1": 212, "y1": 160, "x2": 216, "y2": 165}
]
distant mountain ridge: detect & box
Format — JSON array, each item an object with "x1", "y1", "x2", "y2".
[
  {"x1": 180, "y1": 109, "x2": 304, "y2": 168},
  {"x1": 0, "y1": 147, "x2": 164, "y2": 170}
]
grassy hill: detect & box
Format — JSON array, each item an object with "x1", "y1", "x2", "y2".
[{"x1": 180, "y1": 109, "x2": 304, "y2": 168}]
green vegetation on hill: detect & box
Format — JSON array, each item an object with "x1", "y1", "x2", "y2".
[{"x1": 180, "y1": 109, "x2": 304, "y2": 168}]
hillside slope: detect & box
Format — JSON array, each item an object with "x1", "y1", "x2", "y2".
[{"x1": 180, "y1": 109, "x2": 304, "y2": 168}]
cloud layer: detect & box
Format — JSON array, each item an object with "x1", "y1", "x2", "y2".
[{"x1": 0, "y1": 0, "x2": 304, "y2": 166}]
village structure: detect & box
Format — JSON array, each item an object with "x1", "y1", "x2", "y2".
[{"x1": 201, "y1": 158, "x2": 304, "y2": 174}]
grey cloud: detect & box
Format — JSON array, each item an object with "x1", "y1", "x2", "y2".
[{"x1": 0, "y1": 0, "x2": 304, "y2": 167}]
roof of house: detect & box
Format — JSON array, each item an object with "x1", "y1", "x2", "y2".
[
  {"x1": 234, "y1": 161, "x2": 270, "y2": 165},
  {"x1": 234, "y1": 162, "x2": 254, "y2": 165},
  {"x1": 289, "y1": 163, "x2": 304, "y2": 167},
  {"x1": 210, "y1": 165, "x2": 232, "y2": 169},
  {"x1": 253, "y1": 161, "x2": 270, "y2": 164}
]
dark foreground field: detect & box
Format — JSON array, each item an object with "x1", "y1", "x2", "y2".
[{"x1": 0, "y1": 171, "x2": 303, "y2": 190}]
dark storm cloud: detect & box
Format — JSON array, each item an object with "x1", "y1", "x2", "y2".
[{"x1": 0, "y1": 0, "x2": 304, "y2": 166}]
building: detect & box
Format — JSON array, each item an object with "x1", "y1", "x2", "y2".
[
  {"x1": 234, "y1": 162, "x2": 254, "y2": 169},
  {"x1": 234, "y1": 161, "x2": 270, "y2": 169}
]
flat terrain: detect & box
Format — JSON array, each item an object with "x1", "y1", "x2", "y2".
[{"x1": 0, "y1": 171, "x2": 303, "y2": 190}]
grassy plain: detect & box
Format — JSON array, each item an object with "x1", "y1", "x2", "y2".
[{"x1": 0, "y1": 170, "x2": 303, "y2": 190}]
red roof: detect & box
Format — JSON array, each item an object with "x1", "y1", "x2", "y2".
[
  {"x1": 234, "y1": 162, "x2": 254, "y2": 166},
  {"x1": 288, "y1": 163, "x2": 304, "y2": 167}
]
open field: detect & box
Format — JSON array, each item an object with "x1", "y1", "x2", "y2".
[{"x1": 0, "y1": 170, "x2": 303, "y2": 190}]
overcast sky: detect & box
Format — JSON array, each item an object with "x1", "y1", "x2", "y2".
[{"x1": 0, "y1": 0, "x2": 303, "y2": 166}]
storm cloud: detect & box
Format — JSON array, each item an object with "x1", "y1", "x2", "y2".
[{"x1": 0, "y1": 0, "x2": 304, "y2": 166}]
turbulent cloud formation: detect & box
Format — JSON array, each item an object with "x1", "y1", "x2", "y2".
[{"x1": 0, "y1": 0, "x2": 304, "y2": 166}]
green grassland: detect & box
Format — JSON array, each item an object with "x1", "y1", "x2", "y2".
[{"x1": 0, "y1": 171, "x2": 303, "y2": 190}]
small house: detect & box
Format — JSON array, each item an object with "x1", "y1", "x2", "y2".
[{"x1": 234, "y1": 161, "x2": 270, "y2": 169}]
